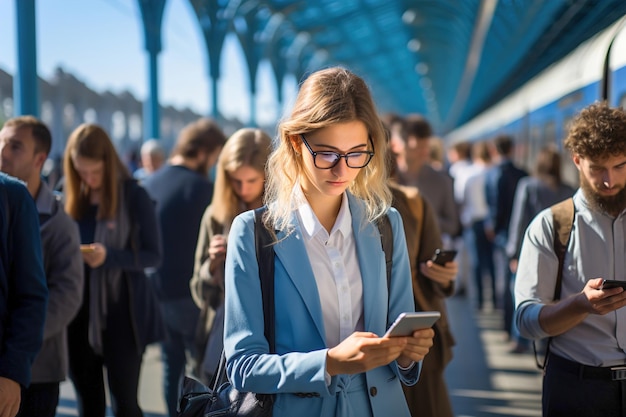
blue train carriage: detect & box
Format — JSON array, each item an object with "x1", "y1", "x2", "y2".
[{"x1": 447, "y1": 16, "x2": 626, "y2": 187}]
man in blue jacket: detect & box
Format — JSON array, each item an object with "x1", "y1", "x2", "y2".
[
  {"x1": 0, "y1": 172, "x2": 48, "y2": 417},
  {"x1": 0, "y1": 116, "x2": 83, "y2": 417}
]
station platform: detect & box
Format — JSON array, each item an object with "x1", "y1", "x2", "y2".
[{"x1": 54, "y1": 294, "x2": 543, "y2": 417}]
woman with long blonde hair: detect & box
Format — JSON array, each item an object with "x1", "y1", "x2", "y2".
[
  {"x1": 63, "y1": 124, "x2": 163, "y2": 417},
  {"x1": 223, "y1": 67, "x2": 434, "y2": 417},
  {"x1": 190, "y1": 128, "x2": 271, "y2": 382}
]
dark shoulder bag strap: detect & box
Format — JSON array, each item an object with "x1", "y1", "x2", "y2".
[
  {"x1": 535, "y1": 197, "x2": 574, "y2": 369},
  {"x1": 254, "y1": 206, "x2": 275, "y2": 353},
  {"x1": 377, "y1": 214, "x2": 393, "y2": 324}
]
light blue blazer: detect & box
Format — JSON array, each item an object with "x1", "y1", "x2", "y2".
[{"x1": 224, "y1": 194, "x2": 419, "y2": 417}]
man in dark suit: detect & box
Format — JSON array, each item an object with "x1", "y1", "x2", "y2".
[{"x1": 484, "y1": 135, "x2": 527, "y2": 335}]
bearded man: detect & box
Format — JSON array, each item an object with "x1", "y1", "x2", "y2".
[{"x1": 515, "y1": 102, "x2": 626, "y2": 417}]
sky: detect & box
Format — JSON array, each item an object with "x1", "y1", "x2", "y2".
[{"x1": 0, "y1": 0, "x2": 299, "y2": 127}]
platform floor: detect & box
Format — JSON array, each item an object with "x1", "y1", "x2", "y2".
[{"x1": 55, "y1": 294, "x2": 543, "y2": 417}]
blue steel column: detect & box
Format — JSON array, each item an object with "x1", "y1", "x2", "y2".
[
  {"x1": 190, "y1": 1, "x2": 236, "y2": 121},
  {"x1": 14, "y1": 0, "x2": 39, "y2": 117},
  {"x1": 137, "y1": 0, "x2": 166, "y2": 141},
  {"x1": 234, "y1": 6, "x2": 266, "y2": 127}
]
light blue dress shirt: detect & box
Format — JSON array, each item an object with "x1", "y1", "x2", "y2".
[{"x1": 515, "y1": 189, "x2": 626, "y2": 367}]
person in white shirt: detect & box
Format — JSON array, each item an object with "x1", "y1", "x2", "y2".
[
  {"x1": 223, "y1": 67, "x2": 434, "y2": 417},
  {"x1": 462, "y1": 141, "x2": 496, "y2": 310}
]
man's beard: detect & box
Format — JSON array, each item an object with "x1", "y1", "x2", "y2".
[{"x1": 580, "y1": 172, "x2": 626, "y2": 216}]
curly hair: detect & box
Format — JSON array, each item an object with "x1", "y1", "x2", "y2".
[{"x1": 564, "y1": 102, "x2": 626, "y2": 159}]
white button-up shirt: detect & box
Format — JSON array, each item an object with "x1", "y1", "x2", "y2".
[{"x1": 296, "y1": 192, "x2": 364, "y2": 348}]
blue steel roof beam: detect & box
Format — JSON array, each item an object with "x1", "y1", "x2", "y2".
[
  {"x1": 444, "y1": 0, "x2": 499, "y2": 131},
  {"x1": 259, "y1": 14, "x2": 291, "y2": 107},
  {"x1": 356, "y1": 1, "x2": 423, "y2": 112},
  {"x1": 403, "y1": 1, "x2": 477, "y2": 123},
  {"x1": 460, "y1": 0, "x2": 559, "y2": 125},
  {"x1": 232, "y1": 4, "x2": 269, "y2": 126},
  {"x1": 476, "y1": 0, "x2": 626, "y2": 122},
  {"x1": 190, "y1": 0, "x2": 239, "y2": 119},
  {"x1": 526, "y1": 1, "x2": 626, "y2": 73}
]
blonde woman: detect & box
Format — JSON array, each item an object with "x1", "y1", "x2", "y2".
[
  {"x1": 190, "y1": 128, "x2": 272, "y2": 382},
  {"x1": 223, "y1": 67, "x2": 434, "y2": 417}
]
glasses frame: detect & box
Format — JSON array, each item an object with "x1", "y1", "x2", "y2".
[{"x1": 299, "y1": 134, "x2": 375, "y2": 170}]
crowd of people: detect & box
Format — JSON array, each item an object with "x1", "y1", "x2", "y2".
[{"x1": 1, "y1": 66, "x2": 625, "y2": 417}]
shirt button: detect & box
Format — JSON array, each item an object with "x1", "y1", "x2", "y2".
[{"x1": 369, "y1": 387, "x2": 377, "y2": 397}]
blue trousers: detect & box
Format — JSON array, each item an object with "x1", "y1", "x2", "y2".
[{"x1": 160, "y1": 298, "x2": 200, "y2": 417}]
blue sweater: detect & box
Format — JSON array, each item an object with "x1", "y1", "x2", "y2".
[{"x1": 0, "y1": 173, "x2": 48, "y2": 387}]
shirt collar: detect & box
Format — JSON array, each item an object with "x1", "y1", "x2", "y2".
[
  {"x1": 296, "y1": 189, "x2": 352, "y2": 241},
  {"x1": 35, "y1": 180, "x2": 55, "y2": 215}
]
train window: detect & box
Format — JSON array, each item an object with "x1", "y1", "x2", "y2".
[
  {"x1": 544, "y1": 120, "x2": 556, "y2": 145},
  {"x1": 529, "y1": 125, "x2": 542, "y2": 168},
  {"x1": 620, "y1": 92, "x2": 626, "y2": 109}
]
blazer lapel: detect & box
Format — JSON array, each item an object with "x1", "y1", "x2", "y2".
[
  {"x1": 348, "y1": 195, "x2": 388, "y2": 336},
  {"x1": 272, "y1": 214, "x2": 326, "y2": 344}
]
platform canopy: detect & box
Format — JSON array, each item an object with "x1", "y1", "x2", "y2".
[{"x1": 191, "y1": 0, "x2": 626, "y2": 132}]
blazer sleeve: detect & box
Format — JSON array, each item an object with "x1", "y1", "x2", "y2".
[
  {"x1": 190, "y1": 206, "x2": 223, "y2": 308},
  {"x1": 386, "y1": 208, "x2": 421, "y2": 385}
]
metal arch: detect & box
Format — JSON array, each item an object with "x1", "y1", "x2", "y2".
[
  {"x1": 171, "y1": 1, "x2": 626, "y2": 130},
  {"x1": 231, "y1": 2, "x2": 268, "y2": 125}
]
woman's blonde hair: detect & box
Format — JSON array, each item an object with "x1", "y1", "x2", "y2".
[
  {"x1": 210, "y1": 128, "x2": 272, "y2": 225},
  {"x1": 63, "y1": 123, "x2": 130, "y2": 220},
  {"x1": 264, "y1": 67, "x2": 391, "y2": 232}
]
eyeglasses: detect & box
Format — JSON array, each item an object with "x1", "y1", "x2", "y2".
[{"x1": 300, "y1": 134, "x2": 375, "y2": 169}]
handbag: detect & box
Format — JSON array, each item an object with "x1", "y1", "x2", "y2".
[
  {"x1": 177, "y1": 207, "x2": 275, "y2": 417},
  {"x1": 178, "y1": 352, "x2": 273, "y2": 417}
]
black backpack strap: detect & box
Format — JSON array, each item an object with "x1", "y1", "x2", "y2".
[
  {"x1": 377, "y1": 214, "x2": 393, "y2": 290},
  {"x1": 377, "y1": 214, "x2": 393, "y2": 326},
  {"x1": 535, "y1": 197, "x2": 575, "y2": 369},
  {"x1": 253, "y1": 206, "x2": 275, "y2": 353}
]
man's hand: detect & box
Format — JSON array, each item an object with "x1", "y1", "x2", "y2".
[
  {"x1": 583, "y1": 277, "x2": 626, "y2": 315},
  {"x1": 0, "y1": 377, "x2": 20, "y2": 417},
  {"x1": 540, "y1": 278, "x2": 626, "y2": 337}
]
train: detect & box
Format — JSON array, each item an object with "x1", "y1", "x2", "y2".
[{"x1": 446, "y1": 15, "x2": 626, "y2": 186}]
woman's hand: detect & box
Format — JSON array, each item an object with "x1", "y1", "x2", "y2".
[
  {"x1": 326, "y1": 332, "x2": 407, "y2": 376},
  {"x1": 396, "y1": 328, "x2": 434, "y2": 367},
  {"x1": 207, "y1": 234, "x2": 227, "y2": 272},
  {"x1": 82, "y1": 243, "x2": 107, "y2": 268},
  {"x1": 420, "y1": 260, "x2": 457, "y2": 288}
]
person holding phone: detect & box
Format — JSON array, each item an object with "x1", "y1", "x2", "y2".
[
  {"x1": 63, "y1": 124, "x2": 164, "y2": 417},
  {"x1": 0, "y1": 116, "x2": 83, "y2": 417},
  {"x1": 190, "y1": 128, "x2": 272, "y2": 384},
  {"x1": 223, "y1": 67, "x2": 434, "y2": 417},
  {"x1": 515, "y1": 102, "x2": 626, "y2": 416},
  {"x1": 383, "y1": 122, "x2": 458, "y2": 417}
]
